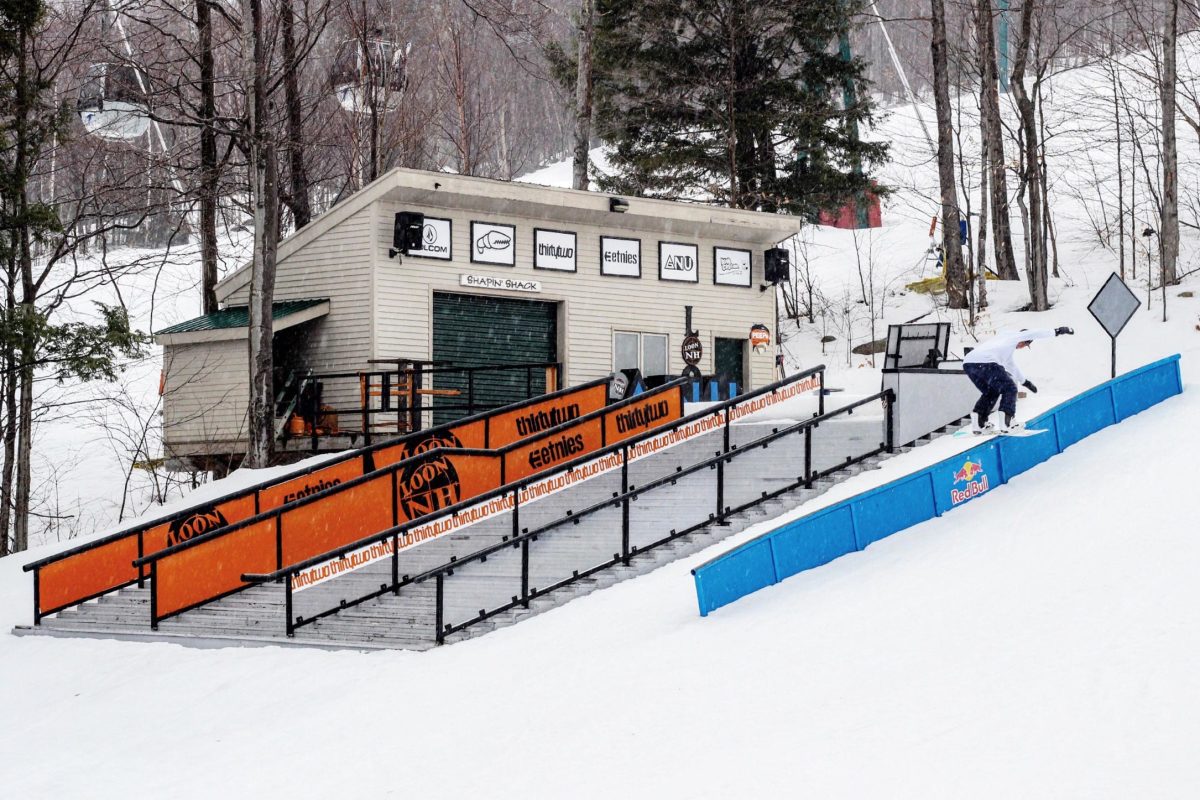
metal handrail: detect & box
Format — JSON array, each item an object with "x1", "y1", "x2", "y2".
[
  {"x1": 240, "y1": 367, "x2": 839, "y2": 638},
  {"x1": 424, "y1": 389, "x2": 893, "y2": 643},
  {"x1": 135, "y1": 378, "x2": 686, "y2": 569},
  {"x1": 416, "y1": 390, "x2": 891, "y2": 587},
  {"x1": 238, "y1": 366, "x2": 828, "y2": 585},
  {"x1": 23, "y1": 375, "x2": 609, "y2": 575}
]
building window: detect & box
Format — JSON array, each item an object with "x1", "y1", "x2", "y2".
[{"x1": 614, "y1": 331, "x2": 668, "y2": 378}]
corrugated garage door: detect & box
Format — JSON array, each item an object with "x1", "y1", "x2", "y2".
[{"x1": 432, "y1": 292, "x2": 558, "y2": 424}]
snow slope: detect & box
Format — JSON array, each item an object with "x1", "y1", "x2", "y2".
[{"x1": 0, "y1": 363, "x2": 1194, "y2": 799}]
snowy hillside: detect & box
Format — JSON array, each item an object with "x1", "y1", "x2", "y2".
[{"x1": 2, "y1": 32, "x2": 1199, "y2": 800}]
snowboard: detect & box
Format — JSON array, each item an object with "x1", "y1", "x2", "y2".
[{"x1": 953, "y1": 426, "x2": 1048, "y2": 439}]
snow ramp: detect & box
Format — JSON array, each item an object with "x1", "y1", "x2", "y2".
[{"x1": 692, "y1": 355, "x2": 1183, "y2": 616}]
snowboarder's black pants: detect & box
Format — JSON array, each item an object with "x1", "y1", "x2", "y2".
[{"x1": 963, "y1": 362, "x2": 1018, "y2": 418}]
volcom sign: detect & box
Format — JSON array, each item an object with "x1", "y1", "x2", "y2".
[
  {"x1": 600, "y1": 236, "x2": 641, "y2": 277},
  {"x1": 408, "y1": 217, "x2": 451, "y2": 260},
  {"x1": 471, "y1": 221, "x2": 515, "y2": 266},
  {"x1": 660, "y1": 242, "x2": 699, "y2": 283},
  {"x1": 534, "y1": 228, "x2": 577, "y2": 272},
  {"x1": 714, "y1": 247, "x2": 751, "y2": 287}
]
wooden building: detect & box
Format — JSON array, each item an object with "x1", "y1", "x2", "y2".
[{"x1": 156, "y1": 168, "x2": 800, "y2": 468}]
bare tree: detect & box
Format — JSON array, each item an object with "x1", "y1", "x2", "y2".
[
  {"x1": 930, "y1": 0, "x2": 968, "y2": 308},
  {"x1": 572, "y1": 0, "x2": 593, "y2": 190}
]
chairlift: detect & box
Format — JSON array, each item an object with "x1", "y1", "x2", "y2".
[
  {"x1": 77, "y1": 62, "x2": 151, "y2": 141},
  {"x1": 331, "y1": 35, "x2": 409, "y2": 113}
]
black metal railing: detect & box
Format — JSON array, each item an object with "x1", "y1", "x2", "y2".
[
  {"x1": 239, "y1": 366, "x2": 858, "y2": 641},
  {"x1": 424, "y1": 389, "x2": 892, "y2": 644},
  {"x1": 280, "y1": 360, "x2": 564, "y2": 450},
  {"x1": 136, "y1": 379, "x2": 687, "y2": 628},
  {"x1": 23, "y1": 374, "x2": 606, "y2": 624}
]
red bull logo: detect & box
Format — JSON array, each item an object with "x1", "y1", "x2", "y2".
[{"x1": 950, "y1": 460, "x2": 989, "y2": 505}]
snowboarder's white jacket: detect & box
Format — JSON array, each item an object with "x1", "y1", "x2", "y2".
[{"x1": 962, "y1": 329, "x2": 1055, "y2": 383}]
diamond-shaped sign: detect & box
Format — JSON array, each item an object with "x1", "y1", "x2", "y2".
[{"x1": 1088, "y1": 273, "x2": 1140, "y2": 339}]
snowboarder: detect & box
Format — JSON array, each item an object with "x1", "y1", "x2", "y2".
[{"x1": 963, "y1": 327, "x2": 1074, "y2": 433}]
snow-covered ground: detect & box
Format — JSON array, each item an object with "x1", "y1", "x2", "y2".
[{"x1": 2, "y1": 36, "x2": 1200, "y2": 799}]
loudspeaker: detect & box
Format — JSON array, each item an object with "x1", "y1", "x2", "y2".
[
  {"x1": 764, "y1": 248, "x2": 790, "y2": 283},
  {"x1": 393, "y1": 211, "x2": 424, "y2": 254}
]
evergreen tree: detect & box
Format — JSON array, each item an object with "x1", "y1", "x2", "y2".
[{"x1": 589, "y1": 0, "x2": 886, "y2": 216}]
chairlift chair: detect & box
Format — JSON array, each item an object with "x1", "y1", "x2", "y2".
[
  {"x1": 77, "y1": 62, "x2": 151, "y2": 141},
  {"x1": 331, "y1": 36, "x2": 409, "y2": 113}
]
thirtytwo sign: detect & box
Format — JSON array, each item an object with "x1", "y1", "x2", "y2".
[{"x1": 534, "y1": 228, "x2": 577, "y2": 272}]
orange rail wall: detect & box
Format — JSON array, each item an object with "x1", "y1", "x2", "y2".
[
  {"x1": 33, "y1": 381, "x2": 608, "y2": 618},
  {"x1": 149, "y1": 384, "x2": 684, "y2": 621}
]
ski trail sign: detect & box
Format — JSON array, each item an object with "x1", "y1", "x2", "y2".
[{"x1": 1088, "y1": 273, "x2": 1140, "y2": 379}]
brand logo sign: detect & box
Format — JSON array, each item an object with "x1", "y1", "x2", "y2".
[
  {"x1": 750, "y1": 323, "x2": 770, "y2": 352},
  {"x1": 714, "y1": 247, "x2": 751, "y2": 287},
  {"x1": 471, "y1": 221, "x2": 515, "y2": 266},
  {"x1": 681, "y1": 334, "x2": 703, "y2": 366},
  {"x1": 534, "y1": 228, "x2": 577, "y2": 272},
  {"x1": 514, "y1": 403, "x2": 581, "y2": 436},
  {"x1": 397, "y1": 430, "x2": 464, "y2": 519},
  {"x1": 950, "y1": 459, "x2": 989, "y2": 505},
  {"x1": 283, "y1": 477, "x2": 343, "y2": 504},
  {"x1": 459, "y1": 274, "x2": 541, "y2": 293},
  {"x1": 408, "y1": 217, "x2": 451, "y2": 260},
  {"x1": 600, "y1": 236, "x2": 641, "y2": 277},
  {"x1": 660, "y1": 242, "x2": 699, "y2": 282},
  {"x1": 167, "y1": 506, "x2": 228, "y2": 547}
]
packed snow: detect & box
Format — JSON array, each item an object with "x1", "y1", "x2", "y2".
[{"x1": 3, "y1": 36, "x2": 1200, "y2": 799}]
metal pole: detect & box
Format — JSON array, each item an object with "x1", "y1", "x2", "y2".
[
  {"x1": 621, "y1": 444, "x2": 631, "y2": 564},
  {"x1": 285, "y1": 577, "x2": 294, "y2": 637},
  {"x1": 435, "y1": 574, "x2": 445, "y2": 645},
  {"x1": 804, "y1": 426, "x2": 813, "y2": 488},
  {"x1": 1111, "y1": 335, "x2": 1117, "y2": 380}
]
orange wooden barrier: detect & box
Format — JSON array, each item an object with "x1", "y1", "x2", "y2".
[
  {"x1": 148, "y1": 383, "x2": 683, "y2": 622},
  {"x1": 29, "y1": 380, "x2": 609, "y2": 619}
]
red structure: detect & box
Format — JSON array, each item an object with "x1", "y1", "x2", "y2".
[{"x1": 818, "y1": 190, "x2": 882, "y2": 229}]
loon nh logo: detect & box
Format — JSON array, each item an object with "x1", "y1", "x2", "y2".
[{"x1": 950, "y1": 459, "x2": 989, "y2": 505}]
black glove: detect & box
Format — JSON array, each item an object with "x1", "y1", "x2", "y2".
[
  {"x1": 1023, "y1": 380, "x2": 1038, "y2": 393},
  {"x1": 1054, "y1": 327, "x2": 1074, "y2": 336}
]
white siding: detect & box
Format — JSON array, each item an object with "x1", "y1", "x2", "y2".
[
  {"x1": 225, "y1": 206, "x2": 376, "y2": 412},
  {"x1": 372, "y1": 202, "x2": 777, "y2": 390},
  {"x1": 162, "y1": 339, "x2": 250, "y2": 455}
]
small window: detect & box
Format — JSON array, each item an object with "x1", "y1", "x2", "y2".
[
  {"x1": 614, "y1": 331, "x2": 640, "y2": 372},
  {"x1": 614, "y1": 331, "x2": 668, "y2": 378},
  {"x1": 642, "y1": 334, "x2": 667, "y2": 377}
]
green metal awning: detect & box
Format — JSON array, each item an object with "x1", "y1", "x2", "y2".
[{"x1": 156, "y1": 298, "x2": 329, "y2": 335}]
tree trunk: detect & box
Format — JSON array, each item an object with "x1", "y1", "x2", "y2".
[
  {"x1": 930, "y1": 0, "x2": 968, "y2": 308},
  {"x1": 12, "y1": 28, "x2": 33, "y2": 551},
  {"x1": 1160, "y1": 0, "x2": 1179, "y2": 286},
  {"x1": 0, "y1": 269, "x2": 14, "y2": 556},
  {"x1": 197, "y1": 0, "x2": 219, "y2": 314},
  {"x1": 977, "y1": 99, "x2": 989, "y2": 311},
  {"x1": 572, "y1": 0, "x2": 594, "y2": 191},
  {"x1": 1114, "y1": 65, "x2": 1125, "y2": 279},
  {"x1": 280, "y1": 0, "x2": 312, "y2": 229},
  {"x1": 243, "y1": 0, "x2": 278, "y2": 469},
  {"x1": 1010, "y1": 0, "x2": 1048, "y2": 310},
  {"x1": 977, "y1": 0, "x2": 1018, "y2": 280}
]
